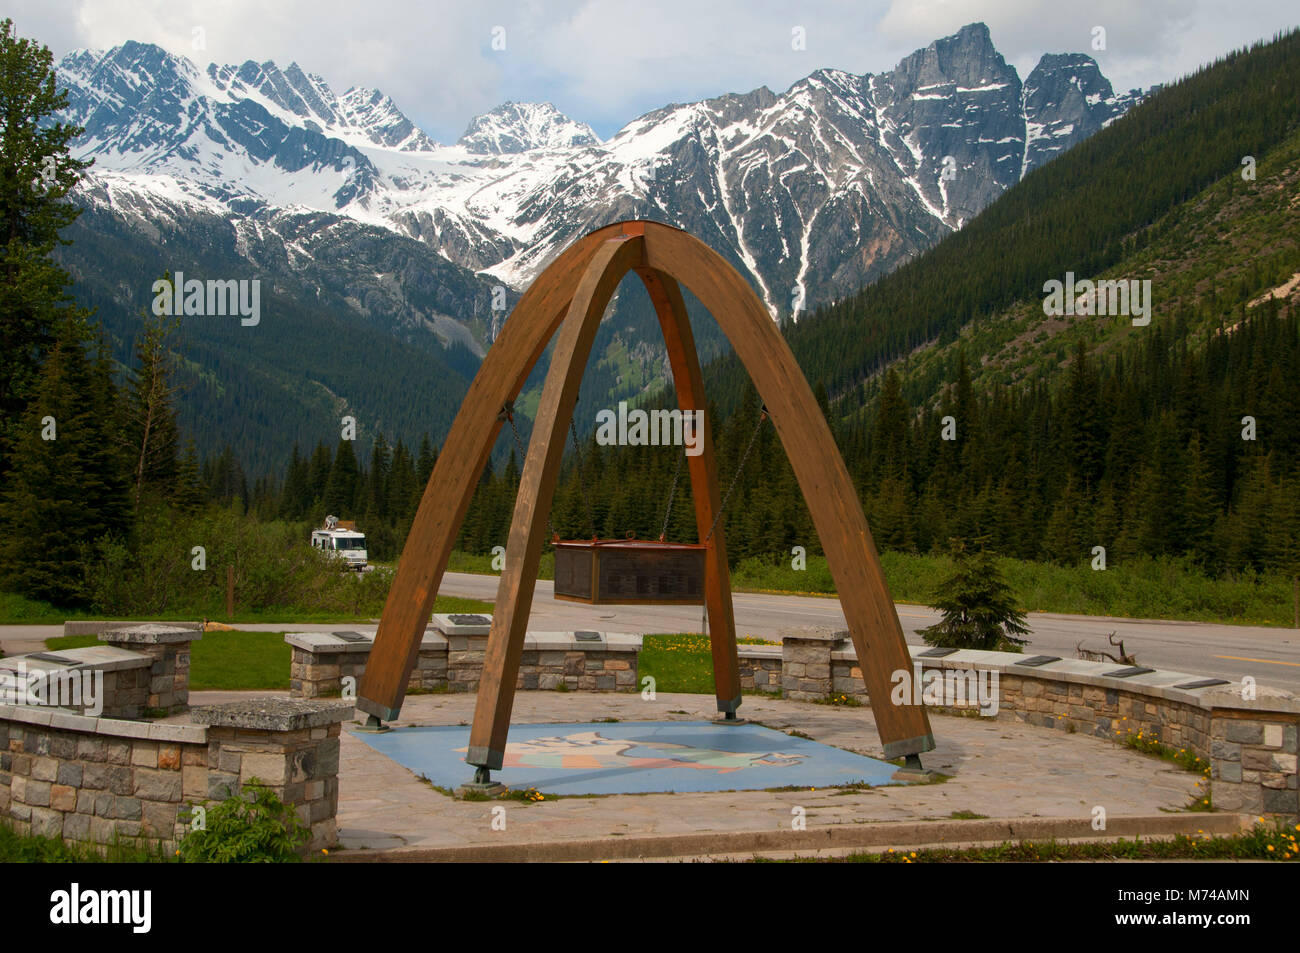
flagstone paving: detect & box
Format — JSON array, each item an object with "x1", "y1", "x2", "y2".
[{"x1": 324, "y1": 690, "x2": 1208, "y2": 853}]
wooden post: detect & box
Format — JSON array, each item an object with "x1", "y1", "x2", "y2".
[
  {"x1": 357, "y1": 226, "x2": 624, "y2": 723},
  {"x1": 226, "y1": 564, "x2": 234, "y2": 620},
  {"x1": 637, "y1": 266, "x2": 741, "y2": 714},
  {"x1": 1293, "y1": 574, "x2": 1298, "y2": 629}
]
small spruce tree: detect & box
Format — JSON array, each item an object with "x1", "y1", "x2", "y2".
[{"x1": 920, "y1": 537, "x2": 1031, "y2": 651}]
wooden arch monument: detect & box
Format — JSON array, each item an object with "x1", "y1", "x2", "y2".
[{"x1": 358, "y1": 221, "x2": 936, "y2": 784}]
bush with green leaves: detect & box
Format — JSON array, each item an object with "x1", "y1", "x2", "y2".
[
  {"x1": 79, "y1": 501, "x2": 392, "y2": 616},
  {"x1": 178, "y1": 779, "x2": 310, "y2": 863},
  {"x1": 920, "y1": 538, "x2": 1031, "y2": 651}
]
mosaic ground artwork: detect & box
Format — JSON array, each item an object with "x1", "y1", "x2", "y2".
[{"x1": 349, "y1": 721, "x2": 903, "y2": 794}]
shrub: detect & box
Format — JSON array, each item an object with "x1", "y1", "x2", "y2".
[
  {"x1": 178, "y1": 779, "x2": 310, "y2": 863},
  {"x1": 79, "y1": 501, "x2": 392, "y2": 617}
]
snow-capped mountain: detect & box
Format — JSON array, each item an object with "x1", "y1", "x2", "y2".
[
  {"x1": 1022, "y1": 53, "x2": 1145, "y2": 173},
  {"x1": 58, "y1": 23, "x2": 1142, "y2": 316},
  {"x1": 458, "y1": 101, "x2": 600, "y2": 154},
  {"x1": 51, "y1": 22, "x2": 1144, "y2": 471}
]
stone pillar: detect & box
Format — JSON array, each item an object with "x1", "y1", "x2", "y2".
[
  {"x1": 435, "y1": 613, "x2": 493, "y2": 693},
  {"x1": 737, "y1": 646, "x2": 782, "y2": 694},
  {"x1": 1209, "y1": 708, "x2": 1299, "y2": 816},
  {"x1": 780, "y1": 627, "x2": 846, "y2": 701},
  {"x1": 99, "y1": 624, "x2": 200, "y2": 714},
  {"x1": 190, "y1": 698, "x2": 353, "y2": 852}
]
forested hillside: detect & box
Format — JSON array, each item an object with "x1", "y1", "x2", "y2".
[
  {"x1": 223, "y1": 28, "x2": 1300, "y2": 583},
  {"x1": 703, "y1": 27, "x2": 1300, "y2": 417}
]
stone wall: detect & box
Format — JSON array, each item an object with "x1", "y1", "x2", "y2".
[
  {"x1": 288, "y1": 631, "x2": 447, "y2": 698},
  {"x1": 1, "y1": 646, "x2": 152, "y2": 719},
  {"x1": 2, "y1": 617, "x2": 352, "y2": 855},
  {"x1": 517, "y1": 634, "x2": 639, "y2": 691},
  {"x1": 0, "y1": 698, "x2": 350, "y2": 853},
  {"x1": 0, "y1": 706, "x2": 204, "y2": 846},
  {"x1": 191, "y1": 699, "x2": 350, "y2": 850},
  {"x1": 737, "y1": 645, "x2": 782, "y2": 693},
  {"x1": 781, "y1": 627, "x2": 848, "y2": 701},
  {"x1": 287, "y1": 618, "x2": 640, "y2": 699},
  {"x1": 780, "y1": 631, "x2": 1300, "y2": 817}
]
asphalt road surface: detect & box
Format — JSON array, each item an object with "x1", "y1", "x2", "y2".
[
  {"x1": 3, "y1": 570, "x2": 1297, "y2": 692},
  {"x1": 427, "y1": 572, "x2": 1300, "y2": 693}
]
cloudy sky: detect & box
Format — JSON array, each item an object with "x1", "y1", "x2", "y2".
[{"x1": 8, "y1": 0, "x2": 1297, "y2": 142}]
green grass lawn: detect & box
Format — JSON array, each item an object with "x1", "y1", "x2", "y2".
[
  {"x1": 731, "y1": 551, "x2": 1300, "y2": 628},
  {"x1": 445, "y1": 549, "x2": 1299, "y2": 627},
  {"x1": 447, "y1": 550, "x2": 556, "y2": 579},
  {"x1": 1, "y1": 589, "x2": 491, "y2": 626},
  {"x1": 638, "y1": 633, "x2": 775, "y2": 695},
  {"x1": 41, "y1": 595, "x2": 493, "y2": 691},
  {"x1": 47, "y1": 630, "x2": 290, "y2": 691}
]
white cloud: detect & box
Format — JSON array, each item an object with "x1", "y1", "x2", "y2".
[
  {"x1": 7, "y1": 0, "x2": 1297, "y2": 141},
  {"x1": 878, "y1": 0, "x2": 1293, "y2": 93}
]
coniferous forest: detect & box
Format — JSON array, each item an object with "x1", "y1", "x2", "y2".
[{"x1": 1, "y1": 19, "x2": 1298, "y2": 616}]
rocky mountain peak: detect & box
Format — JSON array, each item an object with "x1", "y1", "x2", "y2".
[{"x1": 457, "y1": 101, "x2": 600, "y2": 154}]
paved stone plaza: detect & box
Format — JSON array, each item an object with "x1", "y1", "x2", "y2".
[{"x1": 303, "y1": 689, "x2": 1224, "y2": 858}]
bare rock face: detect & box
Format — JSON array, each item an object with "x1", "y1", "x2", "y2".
[
  {"x1": 458, "y1": 101, "x2": 600, "y2": 154},
  {"x1": 52, "y1": 23, "x2": 1144, "y2": 470},
  {"x1": 1023, "y1": 52, "x2": 1144, "y2": 171}
]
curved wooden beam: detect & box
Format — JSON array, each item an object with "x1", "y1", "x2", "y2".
[
  {"x1": 635, "y1": 267, "x2": 741, "y2": 711},
  {"x1": 467, "y1": 235, "x2": 646, "y2": 768},
  {"x1": 362, "y1": 219, "x2": 934, "y2": 762},
  {"x1": 358, "y1": 224, "x2": 631, "y2": 721},
  {"x1": 639, "y1": 222, "x2": 934, "y2": 757}
]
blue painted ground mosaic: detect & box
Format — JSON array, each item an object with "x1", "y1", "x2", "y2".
[{"x1": 351, "y1": 721, "x2": 901, "y2": 794}]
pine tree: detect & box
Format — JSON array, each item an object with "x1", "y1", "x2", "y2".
[
  {"x1": 173, "y1": 439, "x2": 204, "y2": 512},
  {"x1": 279, "y1": 445, "x2": 312, "y2": 520},
  {"x1": 416, "y1": 434, "x2": 437, "y2": 488},
  {"x1": 919, "y1": 538, "x2": 1031, "y2": 651},
  {"x1": 0, "y1": 19, "x2": 94, "y2": 443},
  {"x1": 125, "y1": 301, "x2": 181, "y2": 506},
  {"x1": 1059, "y1": 341, "x2": 1104, "y2": 490},
  {"x1": 0, "y1": 317, "x2": 131, "y2": 604},
  {"x1": 871, "y1": 368, "x2": 910, "y2": 485},
  {"x1": 306, "y1": 442, "x2": 332, "y2": 514},
  {"x1": 321, "y1": 439, "x2": 360, "y2": 518},
  {"x1": 386, "y1": 439, "x2": 419, "y2": 521},
  {"x1": 1182, "y1": 435, "x2": 1217, "y2": 561},
  {"x1": 367, "y1": 433, "x2": 391, "y2": 521}
]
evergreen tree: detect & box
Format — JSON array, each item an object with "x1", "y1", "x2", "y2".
[
  {"x1": 416, "y1": 434, "x2": 437, "y2": 488},
  {"x1": 0, "y1": 317, "x2": 131, "y2": 603},
  {"x1": 920, "y1": 538, "x2": 1031, "y2": 651},
  {"x1": 1059, "y1": 341, "x2": 1105, "y2": 490},
  {"x1": 306, "y1": 442, "x2": 332, "y2": 514},
  {"x1": 124, "y1": 302, "x2": 181, "y2": 506},
  {"x1": 871, "y1": 368, "x2": 910, "y2": 484},
  {"x1": 0, "y1": 19, "x2": 93, "y2": 444},
  {"x1": 386, "y1": 439, "x2": 419, "y2": 520},
  {"x1": 367, "y1": 433, "x2": 391, "y2": 521},
  {"x1": 279, "y1": 445, "x2": 312, "y2": 520},
  {"x1": 173, "y1": 439, "x2": 204, "y2": 512},
  {"x1": 321, "y1": 439, "x2": 360, "y2": 517}
]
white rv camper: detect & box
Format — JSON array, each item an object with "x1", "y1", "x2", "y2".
[{"x1": 310, "y1": 515, "x2": 370, "y2": 571}]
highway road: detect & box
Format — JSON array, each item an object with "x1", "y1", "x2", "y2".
[
  {"x1": 4, "y1": 570, "x2": 1298, "y2": 691},
  {"x1": 428, "y1": 572, "x2": 1300, "y2": 692}
]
